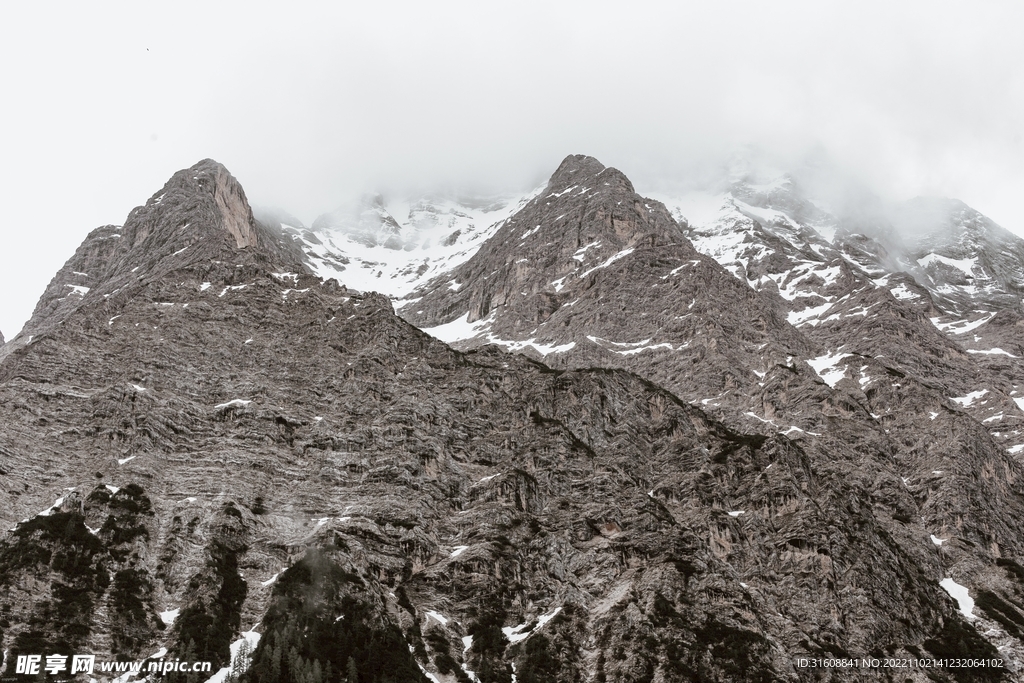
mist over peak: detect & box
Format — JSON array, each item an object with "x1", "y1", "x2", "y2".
[{"x1": 2, "y1": 2, "x2": 1022, "y2": 339}]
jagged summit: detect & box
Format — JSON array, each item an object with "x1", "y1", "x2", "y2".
[
  {"x1": 893, "y1": 198, "x2": 1024, "y2": 314},
  {"x1": 402, "y1": 153, "x2": 694, "y2": 326},
  {"x1": 400, "y1": 154, "x2": 811, "y2": 428},
  {"x1": 128, "y1": 158, "x2": 281, "y2": 253},
  {"x1": 546, "y1": 153, "x2": 634, "y2": 194},
  {"x1": 6, "y1": 159, "x2": 308, "y2": 351},
  {"x1": 122, "y1": 158, "x2": 257, "y2": 250},
  {"x1": 276, "y1": 155, "x2": 638, "y2": 300}
]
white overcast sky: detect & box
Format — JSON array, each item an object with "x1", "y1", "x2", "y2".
[{"x1": 1, "y1": 1, "x2": 1022, "y2": 337}]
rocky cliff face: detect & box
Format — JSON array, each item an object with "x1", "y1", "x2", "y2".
[
  {"x1": 2, "y1": 159, "x2": 308, "y2": 362},
  {"x1": 400, "y1": 156, "x2": 811, "y2": 427},
  {"x1": 395, "y1": 155, "x2": 1024, "y2": 678},
  {"x1": 1, "y1": 158, "x2": 1023, "y2": 683}
]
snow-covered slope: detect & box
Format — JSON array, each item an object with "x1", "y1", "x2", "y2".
[
  {"x1": 276, "y1": 189, "x2": 542, "y2": 298},
  {"x1": 652, "y1": 171, "x2": 1024, "y2": 454},
  {"x1": 652, "y1": 174, "x2": 1024, "y2": 329},
  {"x1": 898, "y1": 198, "x2": 1024, "y2": 315},
  {"x1": 649, "y1": 177, "x2": 920, "y2": 331}
]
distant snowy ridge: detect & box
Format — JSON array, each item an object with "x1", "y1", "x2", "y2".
[{"x1": 283, "y1": 188, "x2": 543, "y2": 300}]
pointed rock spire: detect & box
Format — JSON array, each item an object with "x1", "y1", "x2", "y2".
[{"x1": 12, "y1": 159, "x2": 308, "y2": 345}]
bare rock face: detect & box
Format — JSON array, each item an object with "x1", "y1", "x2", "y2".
[
  {"x1": 399, "y1": 155, "x2": 1024, "y2": 678},
  {"x1": 1, "y1": 157, "x2": 1021, "y2": 683},
  {"x1": 401, "y1": 155, "x2": 812, "y2": 424},
  {"x1": 211, "y1": 164, "x2": 258, "y2": 248},
  {"x1": 2, "y1": 159, "x2": 307, "y2": 362}
]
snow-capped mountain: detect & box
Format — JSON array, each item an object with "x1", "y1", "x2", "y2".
[
  {"x1": 5, "y1": 155, "x2": 1024, "y2": 682},
  {"x1": 651, "y1": 167, "x2": 1024, "y2": 447},
  {"x1": 656, "y1": 173, "x2": 1024, "y2": 324},
  {"x1": 898, "y1": 197, "x2": 1024, "y2": 315}
]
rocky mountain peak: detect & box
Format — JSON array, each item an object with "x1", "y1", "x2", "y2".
[
  {"x1": 887, "y1": 197, "x2": 1024, "y2": 313},
  {"x1": 399, "y1": 155, "x2": 811, "y2": 430},
  {"x1": 548, "y1": 153, "x2": 634, "y2": 195},
  {"x1": 401, "y1": 153, "x2": 692, "y2": 328},
  {"x1": 901, "y1": 197, "x2": 1016, "y2": 256},
  {"x1": 4, "y1": 160, "x2": 307, "y2": 351},
  {"x1": 127, "y1": 158, "x2": 259, "y2": 252}
]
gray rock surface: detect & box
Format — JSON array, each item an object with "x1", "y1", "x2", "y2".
[
  {"x1": 0, "y1": 157, "x2": 1021, "y2": 683},
  {"x1": 398, "y1": 155, "x2": 1024, "y2": 679},
  {"x1": 401, "y1": 156, "x2": 811, "y2": 417}
]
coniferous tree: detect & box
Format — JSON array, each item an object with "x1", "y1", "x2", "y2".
[
  {"x1": 229, "y1": 639, "x2": 253, "y2": 682},
  {"x1": 271, "y1": 642, "x2": 282, "y2": 681}
]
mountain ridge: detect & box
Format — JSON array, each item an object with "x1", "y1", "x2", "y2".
[{"x1": 2, "y1": 155, "x2": 1024, "y2": 682}]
